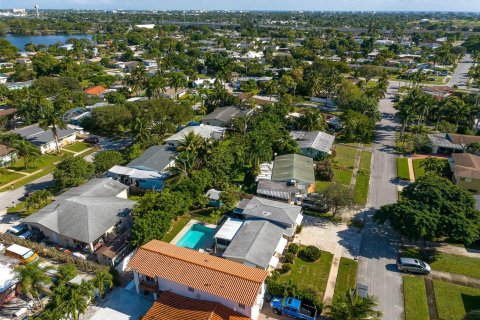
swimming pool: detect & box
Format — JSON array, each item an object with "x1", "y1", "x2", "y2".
[{"x1": 176, "y1": 224, "x2": 216, "y2": 250}]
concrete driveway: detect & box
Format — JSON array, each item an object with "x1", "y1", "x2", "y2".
[
  {"x1": 87, "y1": 286, "x2": 153, "y2": 320},
  {"x1": 294, "y1": 215, "x2": 361, "y2": 259}
]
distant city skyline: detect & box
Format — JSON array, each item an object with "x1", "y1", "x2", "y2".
[{"x1": 1, "y1": 0, "x2": 480, "y2": 12}]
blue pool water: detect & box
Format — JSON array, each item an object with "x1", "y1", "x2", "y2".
[{"x1": 176, "y1": 224, "x2": 216, "y2": 250}]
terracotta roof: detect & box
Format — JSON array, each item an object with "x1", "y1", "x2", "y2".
[
  {"x1": 0, "y1": 144, "x2": 16, "y2": 157},
  {"x1": 451, "y1": 153, "x2": 480, "y2": 180},
  {"x1": 448, "y1": 133, "x2": 480, "y2": 146},
  {"x1": 0, "y1": 108, "x2": 17, "y2": 117},
  {"x1": 143, "y1": 292, "x2": 250, "y2": 320},
  {"x1": 83, "y1": 86, "x2": 106, "y2": 95},
  {"x1": 128, "y1": 240, "x2": 268, "y2": 306}
]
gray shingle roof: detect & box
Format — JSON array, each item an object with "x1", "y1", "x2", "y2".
[
  {"x1": 23, "y1": 178, "x2": 136, "y2": 244},
  {"x1": 271, "y1": 154, "x2": 315, "y2": 186},
  {"x1": 128, "y1": 145, "x2": 176, "y2": 172},
  {"x1": 222, "y1": 220, "x2": 285, "y2": 269},
  {"x1": 201, "y1": 106, "x2": 251, "y2": 126},
  {"x1": 240, "y1": 196, "x2": 302, "y2": 228},
  {"x1": 14, "y1": 124, "x2": 76, "y2": 146},
  {"x1": 290, "y1": 130, "x2": 335, "y2": 154},
  {"x1": 427, "y1": 133, "x2": 463, "y2": 150},
  {"x1": 256, "y1": 179, "x2": 297, "y2": 201}
]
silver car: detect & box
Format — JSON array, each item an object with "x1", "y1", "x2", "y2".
[{"x1": 396, "y1": 257, "x2": 431, "y2": 274}]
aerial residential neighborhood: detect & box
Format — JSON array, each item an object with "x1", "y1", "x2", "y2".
[{"x1": 0, "y1": 2, "x2": 479, "y2": 320}]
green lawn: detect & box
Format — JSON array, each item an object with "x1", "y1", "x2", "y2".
[
  {"x1": 397, "y1": 157, "x2": 410, "y2": 180},
  {"x1": 278, "y1": 250, "x2": 333, "y2": 299},
  {"x1": 8, "y1": 153, "x2": 63, "y2": 173},
  {"x1": 63, "y1": 142, "x2": 91, "y2": 153},
  {"x1": 354, "y1": 151, "x2": 371, "y2": 205},
  {"x1": 162, "y1": 215, "x2": 191, "y2": 243},
  {"x1": 0, "y1": 171, "x2": 24, "y2": 186},
  {"x1": 0, "y1": 165, "x2": 56, "y2": 192},
  {"x1": 333, "y1": 258, "x2": 358, "y2": 302},
  {"x1": 401, "y1": 248, "x2": 480, "y2": 279},
  {"x1": 332, "y1": 145, "x2": 358, "y2": 186},
  {"x1": 412, "y1": 159, "x2": 426, "y2": 179},
  {"x1": 403, "y1": 277, "x2": 430, "y2": 320},
  {"x1": 433, "y1": 280, "x2": 480, "y2": 320}
]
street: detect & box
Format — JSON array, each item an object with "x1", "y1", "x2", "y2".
[
  {"x1": 357, "y1": 82, "x2": 403, "y2": 319},
  {"x1": 447, "y1": 54, "x2": 473, "y2": 88}
]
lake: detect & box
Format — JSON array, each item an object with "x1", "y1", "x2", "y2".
[{"x1": 2, "y1": 34, "x2": 92, "y2": 50}]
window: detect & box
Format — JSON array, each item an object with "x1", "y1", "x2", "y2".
[
  {"x1": 145, "y1": 276, "x2": 154, "y2": 282},
  {"x1": 188, "y1": 287, "x2": 195, "y2": 292},
  {"x1": 238, "y1": 304, "x2": 245, "y2": 309}
]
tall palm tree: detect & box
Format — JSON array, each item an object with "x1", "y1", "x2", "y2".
[
  {"x1": 169, "y1": 72, "x2": 187, "y2": 96},
  {"x1": 167, "y1": 151, "x2": 197, "y2": 184},
  {"x1": 176, "y1": 131, "x2": 205, "y2": 153},
  {"x1": 13, "y1": 140, "x2": 39, "y2": 169},
  {"x1": 92, "y1": 269, "x2": 113, "y2": 298},
  {"x1": 326, "y1": 289, "x2": 382, "y2": 320},
  {"x1": 58, "y1": 282, "x2": 93, "y2": 320},
  {"x1": 146, "y1": 73, "x2": 168, "y2": 99},
  {"x1": 15, "y1": 261, "x2": 52, "y2": 307},
  {"x1": 264, "y1": 80, "x2": 279, "y2": 101},
  {"x1": 38, "y1": 103, "x2": 67, "y2": 154}
]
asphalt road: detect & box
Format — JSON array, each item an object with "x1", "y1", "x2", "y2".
[
  {"x1": 357, "y1": 82, "x2": 404, "y2": 320},
  {"x1": 448, "y1": 54, "x2": 473, "y2": 88}
]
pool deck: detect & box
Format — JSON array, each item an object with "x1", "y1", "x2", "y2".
[{"x1": 170, "y1": 219, "x2": 217, "y2": 246}]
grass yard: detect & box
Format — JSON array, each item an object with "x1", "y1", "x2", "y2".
[
  {"x1": 354, "y1": 151, "x2": 371, "y2": 205},
  {"x1": 278, "y1": 250, "x2": 333, "y2": 299},
  {"x1": 332, "y1": 145, "x2": 357, "y2": 186},
  {"x1": 0, "y1": 165, "x2": 56, "y2": 192},
  {"x1": 433, "y1": 280, "x2": 480, "y2": 320},
  {"x1": 401, "y1": 248, "x2": 480, "y2": 279},
  {"x1": 63, "y1": 142, "x2": 91, "y2": 153},
  {"x1": 333, "y1": 258, "x2": 358, "y2": 302},
  {"x1": 403, "y1": 277, "x2": 430, "y2": 320},
  {"x1": 397, "y1": 157, "x2": 410, "y2": 180},
  {"x1": 412, "y1": 159, "x2": 426, "y2": 179},
  {"x1": 8, "y1": 153, "x2": 63, "y2": 174},
  {"x1": 0, "y1": 171, "x2": 24, "y2": 186},
  {"x1": 162, "y1": 215, "x2": 191, "y2": 243}
]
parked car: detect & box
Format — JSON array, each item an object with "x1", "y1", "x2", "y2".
[
  {"x1": 271, "y1": 296, "x2": 317, "y2": 320},
  {"x1": 396, "y1": 257, "x2": 431, "y2": 274},
  {"x1": 6, "y1": 224, "x2": 31, "y2": 239},
  {"x1": 84, "y1": 136, "x2": 100, "y2": 144}
]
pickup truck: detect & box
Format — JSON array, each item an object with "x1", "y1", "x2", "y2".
[{"x1": 270, "y1": 296, "x2": 317, "y2": 320}]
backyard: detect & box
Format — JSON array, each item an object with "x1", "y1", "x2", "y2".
[
  {"x1": 403, "y1": 277, "x2": 429, "y2": 320},
  {"x1": 433, "y1": 280, "x2": 480, "y2": 320},
  {"x1": 162, "y1": 215, "x2": 191, "y2": 243}
]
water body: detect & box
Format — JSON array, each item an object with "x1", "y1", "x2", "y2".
[{"x1": 2, "y1": 34, "x2": 92, "y2": 50}]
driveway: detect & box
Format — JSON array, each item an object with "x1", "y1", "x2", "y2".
[
  {"x1": 86, "y1": 286, "x2": 153, "y2": 320},
  {"x1": 294, "y1": 215, "x2": 361, "y2": 259}
]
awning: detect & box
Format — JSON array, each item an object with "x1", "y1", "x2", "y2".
[
  {"x1": 295, "y1": 214, "x2": 304, "y2": 226},
  {"x1": 269, "y1": 256, "x2": 279, "y2": 268},
  {"x1": 108, "y1": 165, "x2": 135, "y2": 176},
  {"x1": 275, "y1": 237, "x2": 288, "y2": 254}
]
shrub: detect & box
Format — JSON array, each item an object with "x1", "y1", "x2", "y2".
[
  {"x1": 300, "y1": 245, "x2": 321, "y2": 262},
  {"x1": 57, "y1": 263, "x2": 78, "y2": 283},
  {"x1": 284, "y1": 252, "x2": 295, "y2": 264},
  {"x1": 315, "y1": 158, "x2": 334, "y2": 181},
  {"x1": 281, "y1": 263, "x2": 291, "y2": 273},
  {"x1": 288, "y1": 243, "x2": 299, "y2": 255},
  {"x1": 296, "y1": 225, "x2": 303, "y2": 234}
]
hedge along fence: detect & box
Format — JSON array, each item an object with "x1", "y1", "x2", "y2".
[{"x1": 0, "y1": 234, "x2": 108, "y2": 274}]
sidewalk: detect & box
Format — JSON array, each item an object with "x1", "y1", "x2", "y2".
[
  {"x1": 322, "y1": 244, "x2": 343, "y2": 310},
  {"x1": 429, "y1": 270, "x2": 480, "y2": 289},
  {"x1": 407, "y1": 157, "x2": 415, "y2": 182}
]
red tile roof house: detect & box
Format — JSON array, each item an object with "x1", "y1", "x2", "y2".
[
  {"x1": 83, "y1": 86, "x2": 107, "y2": 97},
  {"x1": 128, "y1": 240, "x2": 269, "y2": 320}
]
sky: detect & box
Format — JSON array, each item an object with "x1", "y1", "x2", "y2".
[{"x1": 0, "y1": 0, "x2": 479, "y2": 12}]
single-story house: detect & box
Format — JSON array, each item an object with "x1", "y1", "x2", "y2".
[
  {"x1": 84, "y1": 86, "x2": 107, "y2": 97},
  {"x1": 192, "y1": 78, "x2": 217, "y2": 89},
  {"x1": 256, "y1": 179, "x2": 302, "y2": 204},
  {"x1": 142, "y1": 291, "x2": 250, "y2": 320},
  {"x1": 200, "y1": 106, "x2": 253, "y2": 127},
  {"x1": 0, "y1": 144, "x2": 17, "y2": 167},
  {"x1": 221, "y1": 220, "x2": 287, "y2": 271},
  {"x1": 233, "y1": 196, "x2": 303, "y2": 239},
  {"x1": 128, "y1": 240, "x2": 268, "y2": 320},
  {"x1": 428, "y1": 133, "x2": 480, "y2": 154},
  {"x1": 271, "y1": 154, "x2": 316, "y2": 193},
  {"x1": 23, "y1": 178, "x2": 136, "y2": 258},
  {"x1": 160, "y1": 87, "x2": 187, "y2": 100},
  {"x1": 206, "y1": 189, "x2": 222, "y2": 207},
  {"x1": 164, "y1": 124, "x2": 226, "y2": 149},
  {"x1": 449, "y1": 153, "x2": 480, "y2": 194},
  {"x1": 13, "y1": 124, "x2": 76, "y2": 154},
  {"x1": 0, "y1": 73, "x2": 8, "y2": 84},
  {"x1": 290, "y1": 130, "x2": 335, "y2": 158},
  {"x1": 108, "y1": 145, "x2": 176, "y2": 190}
]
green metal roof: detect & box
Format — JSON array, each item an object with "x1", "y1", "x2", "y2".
[{"x1": 271, "y1": 154, "x2": 315, "y2": 186}]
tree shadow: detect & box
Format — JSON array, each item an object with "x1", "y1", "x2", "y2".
[{"x1": 462, "y1": 293, "x2": 480, "y2": 314}]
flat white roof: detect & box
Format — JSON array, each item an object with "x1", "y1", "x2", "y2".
[
  {"x1": 6, "y1": 244, "x2": 31, "y2": 256},
  {"x1": 269, "y1": 256, "x2": 279, "y2": 268},
  {"x1": 214, "y1": 218, "x2": 244, "y2": 241},
  {"x1": 274, "y1": 237, "x2": 288, "y2": 254}
]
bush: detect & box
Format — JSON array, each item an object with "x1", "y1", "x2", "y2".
[
  {"x1": 315, "y1": 158, "x2": 334, "y2": 181},
  {"x1": 296, "y1": 225, "x2": 303, "y2": 234},
  {"x1": 57, "y1": 263, "x2": 78, "y2": 283},
  {"x1": 300, "y1": 245, "x2": 321, "y2": 262},
  {"x1": 284, "y1": 252, "x2": 295, "y2": 264},
  {"x1": 288, "y1": 243, "x2": 299, "y2": 255},
  {"x1": 281, "y1": 263, "x2": 291, "y2": 273}
]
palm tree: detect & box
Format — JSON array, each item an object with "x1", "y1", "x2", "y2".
[
  {"x1": 326, "y1": 289, "x2": 382, "y2": 320},
  {"x1": 15, "y1": 261, "x2": 52, "y2": 307},
  {"x1": 420, "y1": 156, "x2": 447, "y2": 176},
  {"x1": 176, "y1": 131, "x2": 205, "y2": 153},
  {"x1": 246, "y1": 134, "x2": 272, "y2": 176},
  {"x1": 92, "y1": 269, "x2": 113, "y2": 298},
  {"x1": 169, "y1": 72, "x2": 187, "y2": 96},
  {"x1": 146, "y1": 73, "x2": 168, "y2": 99},
  {"x1": 264, "y1": 80, "x2": 278, "y2": 101},
  {"x1": 14, "y1": 140, "x2": 39, "y2": 169},
  {"x1": 167, "y1": 151, "x2": 197, "y2": 184},
  {"x1": 59, "y1": 282, "x2": 93, "y2": 320},
  {"x1": 297, "y1": 109, "x2": 326, "y2": 131},
  {"x1": 126, "y1": 65, "x2": 148, "y2": 96},
  {"x1": 38, "y1": 103, "x2": 67, "y2": 154}
]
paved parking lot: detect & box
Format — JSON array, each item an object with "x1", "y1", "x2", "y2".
[{"x1": 294, "y1": 215, "x2": 361, "y2": 259}]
